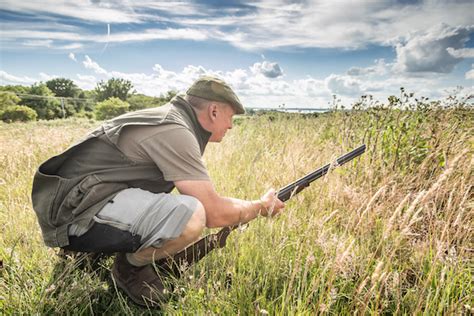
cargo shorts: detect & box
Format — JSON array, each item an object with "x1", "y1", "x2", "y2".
[{"x1": 63, "y1": 188, "x2": 198, "y2": 253}]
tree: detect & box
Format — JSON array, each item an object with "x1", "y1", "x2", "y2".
[
  {"x1": 128, "y1": 94, "x2": 165, "y2": 111},
  {"x1": 95, "y1": 97, "x2": 130, "y2": 120},
  {"x1": 0, "y1": 91, "x2": 21, "y2": 112},
  {"x1": 95, "y1": 78, "x2": 134, "y2": 102},
  {"x1": 46, "y1": 78, "x2": 80, "y2": 98},
  {"x1": 21, "y1": 83, "x2": 62, "y2": 120}
]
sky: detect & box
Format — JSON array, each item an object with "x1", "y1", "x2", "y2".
[{"x1": 0, "y1": 0, "x2": 473, "y2": 109}]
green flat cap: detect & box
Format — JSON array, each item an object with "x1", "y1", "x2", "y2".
[{"x1": 186, "y1": 76, "x2": 245, "y2": 114}]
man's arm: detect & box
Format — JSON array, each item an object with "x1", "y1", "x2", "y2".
[{"x1": 174, "y1": 180, "x2": 285, "y2": 228}]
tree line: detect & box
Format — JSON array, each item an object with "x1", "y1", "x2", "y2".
[{"x1": 0, "y1": 78, "x2": 177, "y2": 122}]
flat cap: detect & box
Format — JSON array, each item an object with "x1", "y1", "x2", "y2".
[{"x1": 186, "y1": 76, "x2": 245, "y2": 114}]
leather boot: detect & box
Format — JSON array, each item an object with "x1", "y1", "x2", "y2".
[{"x1": 111, "y1": 253, "x2": 168, "y2": 307}]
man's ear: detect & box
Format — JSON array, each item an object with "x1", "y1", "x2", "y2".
[{"x1": 208, "y1": 103, "x2": 218, "y2": 121}]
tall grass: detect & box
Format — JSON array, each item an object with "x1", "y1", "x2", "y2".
[{"x1": 0, "y1": 95, "x2": 472, "y2": 314}]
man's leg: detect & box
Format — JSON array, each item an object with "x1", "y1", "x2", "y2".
[
  {"x1": 100, "y1": 189, "x2": 206, "y2": 306},
  {"x1": 126, "y1": 200, "x2": 206, "y2": 266},
  {"x1": 64, "y1": 188, "x2": 206, "y2": 306}
]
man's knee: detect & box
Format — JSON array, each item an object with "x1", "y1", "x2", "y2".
[{"x1": 182, "y1": 198, "x2": 206, "y2": 240}]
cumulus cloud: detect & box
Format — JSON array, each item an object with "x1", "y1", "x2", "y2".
[
  {"x1": 83, "y1": 55, "x2": 107, "y2": 75},
  {"x1": 394, "y1": 23, "x2": 473, "y2": 74},
  {"x1": 325, "y1": 74, "x2": 362, "y2": 96},
  {"x1": 347, "y1": 59, "x2": 388, "y2": 77},
  {"x1": 75, "y1": 56, "x2": 330, "y2": 106},
  {"x1": 251, "y1": 61, "x2": 283, "y2": 78},
  {"x1": 68, "y1": 52, "x2": 77, "y2": 62},
  {"x1": 70, "y1": 56, "x2": 470, "y2": 108}
]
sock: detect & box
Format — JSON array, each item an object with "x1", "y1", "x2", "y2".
[{"x1": 125, "y1": 252, "x2": 150, "y2": 267}]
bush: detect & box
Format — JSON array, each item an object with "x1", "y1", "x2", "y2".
[
  {"x1": 0, "y1": 91, "x2": 21, "y2": 112},
  {"x1": 74, "y1": 111, "x2": 95, "y2": 120},
  {"x1": 94, "y1": 97, "x2": 130, "y2": 120},
  {"x1": 1, "y1": 105, "x2": 38, "y2": 122}
]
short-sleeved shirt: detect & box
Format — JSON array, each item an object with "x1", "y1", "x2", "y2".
[{"x1": 117, "y1": 124, "x2": 210, "y2": 182}]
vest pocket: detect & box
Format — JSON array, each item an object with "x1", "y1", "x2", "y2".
[{"x1": 63, "y1": 174, "x2": 102, "y2": 211}]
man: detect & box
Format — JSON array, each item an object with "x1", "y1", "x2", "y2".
[{"x1": 31, "y1": 76, "x2": 285, "y2": 306}]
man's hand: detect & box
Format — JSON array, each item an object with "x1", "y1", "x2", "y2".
[
  {"x1": 258, "y1": 188, "x2": 285, "y2": 217},
  {"x1": 174, "y1": 180, "x2": 285, "y2": 227}
]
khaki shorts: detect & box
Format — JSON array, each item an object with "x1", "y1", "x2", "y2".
[{"x1": 68, "y1": 188, "x2": 198, "y2": 252}]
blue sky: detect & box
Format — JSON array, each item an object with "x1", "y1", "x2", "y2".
[{"x1": 0, "y1": 0, "x2": 473, "y2": 108}]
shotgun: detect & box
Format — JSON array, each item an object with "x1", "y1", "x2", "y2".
[{"x1": 156, "y1": 144, "x2": 366, "y2": 277}]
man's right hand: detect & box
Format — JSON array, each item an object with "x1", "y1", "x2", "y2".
[{"x1": 259, "y1": 188, "x2": 285, "y2": 217}]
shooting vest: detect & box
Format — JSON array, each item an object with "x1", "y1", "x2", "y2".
[{"x1": 31, "y1": 95, "x2": 211, "y2": 247}]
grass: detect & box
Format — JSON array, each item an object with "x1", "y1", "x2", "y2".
[{"x1": 0, "y1": 94, "x2": 473, "y2": 314}]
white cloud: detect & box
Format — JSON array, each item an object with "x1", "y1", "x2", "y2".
[
  {"x1": 58, "y1": 43, "x2": 83, "y2": 50},
  {"x1": 1, "y1": 28, "x2": 208, "y2": 45},
  {"x1": 347, "y1": 59, "x2": 388, "y2": 77},
  {"x1": 251, "y1": 61, "x2": 284, "y2": 78},
  {"x1": 22, "y1": 39, "x2": 53, "y2": 48},
  {"x1": 210, "y1": 0, "x2": 474, "y2": 50},
  {"x1": 1, "y1": 1, "x2": 141, "y2": 23},
  {"x1": 75, "y1": 74, "x2": 97, "y2": 90},
  {"x1": 325, "y1": 74, "x2": 362, "y2": 96},
  {"x1": 74, "y1": 57, "x2": 330, "y2": 106},
  {"x1": 69, "y1": 53, "x2": 77, "y2": 62},
  {"x1": 96, "y1": 28, "x2": 208, "y2": 43},
  {"x1": 39, "y1": 72, "x2": 57, "y2": 81},
  {"x1": 79, "y1": 56, "x2": 471, "y2": 107},
  {"x1": 83, "y1": 55, "x2": 107, "y2": 75},
  {"x1": 20, "y1": 39, "x2": 83, "y2": 50},
  {"x1": 394, "y1": 23, "x2": 473, "y2": 74},
  {"x1": 447, "y1": 47, "x2": 474, "y2": 58},
  {"x1": 0, "y1": 71, "x2": 36, "y2": 85},
  {"x1": 466, "y1": 65, "x2": 474, "y2": 80}
]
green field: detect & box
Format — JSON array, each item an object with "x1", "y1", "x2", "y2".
[{"x1": 0, "y1": 98, "x2": 473, "y2": 314}]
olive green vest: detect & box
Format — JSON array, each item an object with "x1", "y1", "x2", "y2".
[{"x1": 31, "y1": 96, "x2": 211, "y2": 247}]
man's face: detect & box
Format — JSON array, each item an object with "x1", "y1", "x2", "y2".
[{"x1": 208, "y1": 104, "x2": 235, "y2": 142}]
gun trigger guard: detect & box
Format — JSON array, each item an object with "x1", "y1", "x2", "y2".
[{"x1": 238, "y1": 224, "x2": 249, "y2": 232}]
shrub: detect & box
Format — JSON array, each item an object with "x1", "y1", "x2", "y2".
[
  {"x1": 1, "y1": 105, "x2": 38, "y2": 122},
  {"x1": 94, "y1": 97, "x2": 130, "y2": 120},
  {"x1": 0, "y1": 91, "x2": 21, "y2": 112},
  {"x1": 74, "y1": 111, "x2": 96, "y2": 120}
]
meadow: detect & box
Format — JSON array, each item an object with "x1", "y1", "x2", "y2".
[{"x1": 0, "y1": 93, "x2": 472, "y2": 314}]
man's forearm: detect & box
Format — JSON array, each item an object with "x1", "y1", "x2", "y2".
[{"x1": 205, "y1": 197, "x2": 264, "y2": 228}]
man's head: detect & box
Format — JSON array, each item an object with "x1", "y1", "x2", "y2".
[{"x1": 186, "y1": 76, "x2": 244, "y2": 143}]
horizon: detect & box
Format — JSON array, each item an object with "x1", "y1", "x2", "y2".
[{"x1": 1, "y1": 0, "x2": 473, "y2": 109}]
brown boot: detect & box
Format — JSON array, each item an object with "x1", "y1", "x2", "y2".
[{"x1": 111, "y1": 253, "x2": 168, "y2": 307}]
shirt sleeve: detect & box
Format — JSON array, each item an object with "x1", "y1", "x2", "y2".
[{"x1": 138, "y1": 126, "x2": 210, "y2": 182}]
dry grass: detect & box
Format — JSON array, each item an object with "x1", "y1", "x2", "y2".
[{"x1": 0, "y1": 100, "x2": 473, "y2": 314}]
